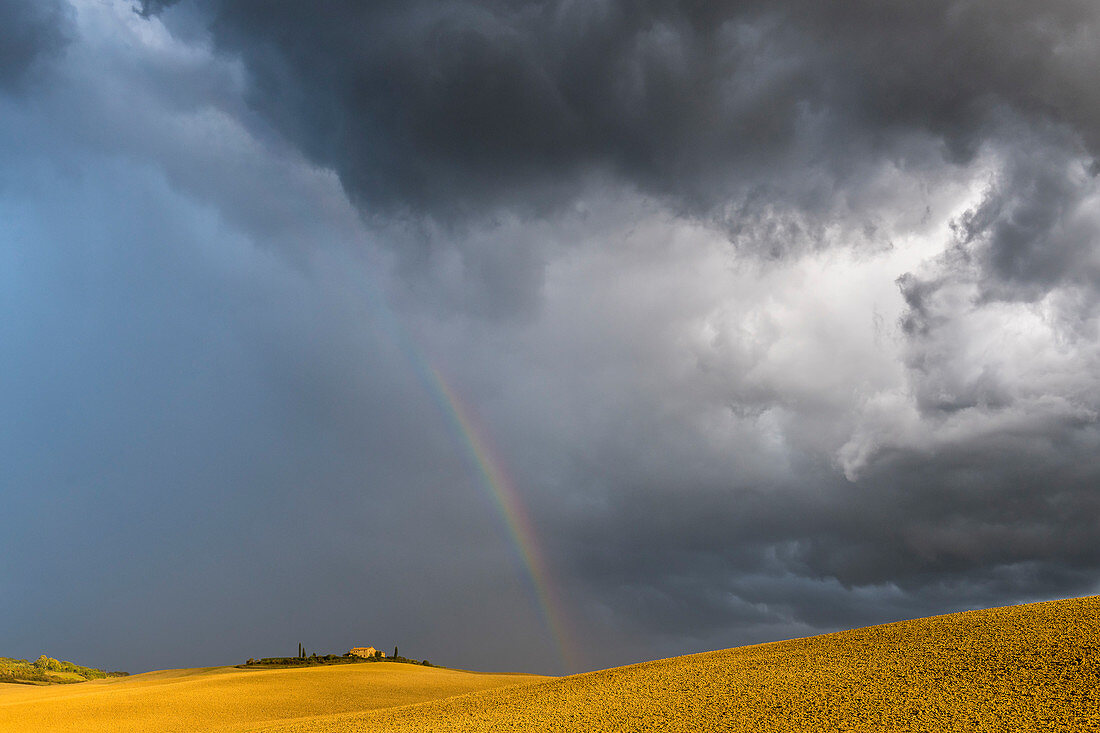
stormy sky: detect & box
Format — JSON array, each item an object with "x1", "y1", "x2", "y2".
[{"x1": 3, "y1": 0, "x2": 1100, "y2": 676}]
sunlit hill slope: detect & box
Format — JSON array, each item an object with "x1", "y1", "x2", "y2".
[
  {"x1": 2, "y1": 596, "x2": 1097, "y2": 732},
  {"x1": 267, "y1": 595, "x2": 1100, "y2": 732},
  {"x1": 0, "y1": 662, "x2": 545, "y2": 733}
]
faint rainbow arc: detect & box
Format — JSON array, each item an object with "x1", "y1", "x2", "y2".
[
  {"x1": 358, "y1": 269, "x2": 578, "y2": 672},
  {"x1": 423, "y1": 366, "x2": 579, "y2": 673}
]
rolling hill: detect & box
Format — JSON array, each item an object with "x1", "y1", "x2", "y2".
[
  {"x1": 264, "y1": 595, "x2": 1100, "y2": 732},
  {"x1": 0, "y1": 662, "x2": 544, "y2": 732},
  {"x1": 3, "y1": 596, "x2": 1097, "y2": 732}
]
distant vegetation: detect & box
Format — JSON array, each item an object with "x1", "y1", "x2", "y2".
[
  {"x1": 243, "y1": 644, "x2": 432, "y2": 669},
  {"x1": 0, "y1": 655, "x2": 126, "y2": 685}
]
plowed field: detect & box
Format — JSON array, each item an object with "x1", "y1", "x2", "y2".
[
  {"x1": 0, "y1": 662, "x2": 543, "y2": 732},
  {"x1": 4, "y1": 596, "x2": 1097, "y2": 732},
  {"x1": 266, "y1": 595, "x2": 1100, "y2": 732}
]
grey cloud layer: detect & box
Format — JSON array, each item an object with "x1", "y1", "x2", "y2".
[
  {"x1": 111, "y1": 0, "x2": 1100, "y2": 660},
  {"x1": 0, "y1": 0, "x2": 70, "y2": 91},
  {"x1": 5, "y1": 0, "x2": 1100, "y2": 676},
  {"x1": 143, "y1": 0, "x2": 1100, "y2": 223}
]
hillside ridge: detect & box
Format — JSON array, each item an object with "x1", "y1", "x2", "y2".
[
  {"x1": 3, "y1": 596, "x2": 1097, "y2": 732},
  {"x1": 265, "y1": 594, "x2": 1100, "y2": 732}
]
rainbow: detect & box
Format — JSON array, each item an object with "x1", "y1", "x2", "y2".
[
  {"x1": 423, "y1": 366, "x2": 580, "y2": 674},
  {"x1": 357, "y1": 269, "x2": 578, "y2": 672}
]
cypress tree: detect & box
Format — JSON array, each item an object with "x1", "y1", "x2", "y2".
[{"x1": 394, "y1": 646, "x2": 398, "y2": 659}]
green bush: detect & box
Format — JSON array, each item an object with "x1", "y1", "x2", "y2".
[{"x1": 34, "y1": 655, "x2": 62, "y2": 671}]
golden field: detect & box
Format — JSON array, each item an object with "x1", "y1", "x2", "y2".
[
  {"x1": 0, "y1": 662, "x2": 544, "y2": 732},
  {"x1": 263, "y1": 595, "x2": 1100, "y2": 733},
  {"x1": 3, "y1": 596, "x2": 1098, "y2": 732}
]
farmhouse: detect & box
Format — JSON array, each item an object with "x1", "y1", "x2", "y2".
[{"x1": 348, "y1": 646, "x2": 385, "y2": 659}]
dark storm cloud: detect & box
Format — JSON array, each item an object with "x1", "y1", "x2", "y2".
[
  {"x1": 7, "y1": 0, "x2": 1100, "y2": 679},
  {"x1": 959, "y1": 139, "x2": 1100, "y2": 302},
  {"x1": 502, "y1": 151, "x2": 1100, "y2": 661},
  {"x1": 557, "y1": 400, "x2": 1100, "y2": 659},
  {"x1": 141, "y1": 0, "x2": 1100, "y2": 226},
  {"x1": 0, "y1": 7, "x2": 560, "y2": 675},
  {"x1": 0, "y1": 0, "x2": 70, "y2": 92}
]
